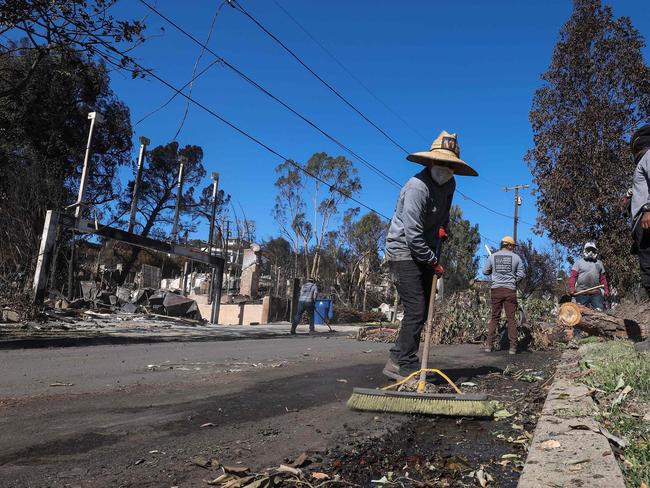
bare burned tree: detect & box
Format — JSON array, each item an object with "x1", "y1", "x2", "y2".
[{"x1": 526, "y1": 0, "x2": 650, "y2": 293}]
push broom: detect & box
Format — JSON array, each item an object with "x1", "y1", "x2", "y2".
[{"x1": 347, "y1": 270, "x2": 497, "y2": 417}]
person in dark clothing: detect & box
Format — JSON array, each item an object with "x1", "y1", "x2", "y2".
[
  {"x1": 291, "y1": 278, "x2": 318, "y2": 334},
  {"x1": 628, "y1": 124, "x2": 650, "y2": 351},
  {"x1": 383, "y1": 131, "x2": 478, "y2": 380}
]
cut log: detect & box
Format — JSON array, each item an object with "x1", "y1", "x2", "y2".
[{"x1": 558, "y1": 303, "x2": 650, "y2": 340}]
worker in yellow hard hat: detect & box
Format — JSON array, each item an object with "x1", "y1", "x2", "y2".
[{"x1": 482, "y1": 236, "x2": 525, "y2": 354}]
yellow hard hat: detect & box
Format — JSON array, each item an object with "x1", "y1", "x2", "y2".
[{"x1": 501, "y1": 236, "x2": 516, "y2": 245}]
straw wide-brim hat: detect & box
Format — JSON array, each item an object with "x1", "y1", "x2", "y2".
[{"x1": 406, "y1": 130, "x2": 478, "y2": 177}]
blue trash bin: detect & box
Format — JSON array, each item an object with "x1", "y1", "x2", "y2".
[{"x1": 314, "y1": 299, "x2": 333, "y2": 326}]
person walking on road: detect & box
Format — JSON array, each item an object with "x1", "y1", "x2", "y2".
[
  {"x1": 383, "y1": 131, "x2": 478, "y2": 380},
  {"x1": 291, "y1": 278, "x2": 318, "y2": 334},
  {"x1": 568, "y1": 242, "x2": 609, "y2": 311},
  {"x1": 482, "y1": 236, "x2": 525, "y2": 355}
]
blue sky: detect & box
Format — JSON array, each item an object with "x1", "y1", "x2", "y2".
[{"x1": 109, "y1": 0, "x2": 650, "y2": 257}]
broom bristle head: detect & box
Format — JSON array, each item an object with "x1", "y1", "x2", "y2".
[{"x1": 347, "y1": 390, "x2": 497, "y2": 417}]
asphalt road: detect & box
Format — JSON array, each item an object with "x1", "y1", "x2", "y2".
[{"x1": 0, "y1": 334, "x2": 547, "y2": 487}]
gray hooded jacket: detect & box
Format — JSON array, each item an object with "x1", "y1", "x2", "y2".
[
  {"x1": 298, "y1": 281, "x2": 318, "y2": 302},
  {"x1": 385, "y1": 168, "x2": 455, "y2": 264},
  {"x1": 632, "y1": 150, "x2": 650, "y2": 221}
]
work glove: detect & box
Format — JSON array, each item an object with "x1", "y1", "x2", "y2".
[
  {"x1": 432, "y1": 261, "x2": 444, "y2": 276},
  {"x1": 438, "y1": 227, "x2": 448, "y2": 240}
]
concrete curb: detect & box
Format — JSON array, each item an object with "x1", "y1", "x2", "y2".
[{"x1": 518, "y1": 349, "x2": 626, "y2": 488}]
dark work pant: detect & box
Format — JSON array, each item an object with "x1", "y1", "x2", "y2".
[
  {"x1": 487, "y1": 288, "x2": 518, "y2": 348},
  {"x1": 576, "y1": 293, "x2": 605, "y2": 310},
  {"x1": 634, "y1": 224, "x2": 650, "y2": 295},
  {"x1": 292, "y1": 301, "x2": 314, "y2": 330},
  {"x1": 389, "y1": 260, "x2": 434, "y2": 371}
]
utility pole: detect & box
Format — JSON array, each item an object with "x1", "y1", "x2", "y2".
[
  {"x1": 207, "y1": 172, "x2": 220, "y2": 254},
  {"x1": 224, "y1": 219, "x2": 231, "y2": 296},
  {"x1": 171, "y1": 155, "x2": 186, "y2": 242},
  {"x1": 127, "y1": 136, "x2": 150, "y2": 234},
  {"x1": 501, "y1": 184, "x2": 529, "y2": 243},
  {"x1": 207, "y1": 172, "x2": 220, "y2": 305}
]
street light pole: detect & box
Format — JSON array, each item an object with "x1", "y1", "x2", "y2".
[
  {"x1": 74, "y1": 111, "x2": 104, "y2": 221},
  {"x1": 171, "y1": 155, "x2": 186, "y2": 242},
  {"x1": 128, "y1": 136, "x2": 150, "y2": 234}
]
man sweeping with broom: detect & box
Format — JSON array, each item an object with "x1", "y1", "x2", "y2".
[
  {"x1": 348, "y1": 132, "x2": 494, "y2": 417},
  {"x1": 383, "y1": 131, "x2": 478, "y2": 381}
]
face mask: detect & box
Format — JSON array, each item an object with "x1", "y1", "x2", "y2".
[
  {"x1": 430, "y1": 165, "x2": 454, "y2": 185},
  {"x1": 584, "y1": 250, "x2": 597, "y2": 260}
]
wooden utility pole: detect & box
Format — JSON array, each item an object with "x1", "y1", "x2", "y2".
[
  {"x1": 127, "y1": 136, "x2": 150, "y2": 234},
  {"x1": 207, "y1": 172, "x2": 220, "y2": 306},
  {"x1": 501, "y1": 184, "x2": 529, "y2": 243}
]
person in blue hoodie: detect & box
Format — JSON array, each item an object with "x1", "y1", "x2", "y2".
[{"x1": 383, "y1": 131, "x2": 478, "y2": 381}]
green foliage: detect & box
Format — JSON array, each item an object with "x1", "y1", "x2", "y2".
[
  {"x1": 0, "y1": 46, "x2": 132, "y2": 289},
  {"x1": 580, "y1": 341, "x2": 650, "y2": 398},
  {"x1": 272, "y1": 153, "x2": 361, "y2": 280},
  {"x1": 579, "y1": 341, "x2": 650, "y2": 486},
  {"x1": 439, "y1": 205, "x2": 480, "y2": 295},
  {"x1": 526, "y1": 0, "x2": 650, "y2": 293}
]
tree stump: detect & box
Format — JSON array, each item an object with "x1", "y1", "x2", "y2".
[{"x1": 558, "y1": 303, "x2": 649, "y2": 340}]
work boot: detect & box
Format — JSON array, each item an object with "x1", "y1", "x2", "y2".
[
  {"x1": 382, "y1": 358, "x2": 404, "y2": 381},
  {"x1": 509, "y1": 346, "x2": 517, "y2": 355}
]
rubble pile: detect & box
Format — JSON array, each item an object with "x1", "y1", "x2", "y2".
[{"x1": 40, "y1": 281, "x2": 202, "y2": 320}]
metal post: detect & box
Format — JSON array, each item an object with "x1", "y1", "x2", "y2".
[
  {"x1": 171, "y1": 155, "x2": 186, "y2": 242},
  {"x1": 128, "y1": 136, "x2": 150, "y2": 233},
  {"x1": 290, "y1": 277, "x2": 300, "y2": 323},
  {"x1": 210, "y1": 258, "x2": 224, "y2": 324},
  {"x1": 33, "y1": 211, "x2": 60, "y2": 304},
  {"x1": 181, "y1": 261, "x2": 190, "y2": 296},
  {"x1": 75, "y1": 112, "x2": 104, "y2": 220}
]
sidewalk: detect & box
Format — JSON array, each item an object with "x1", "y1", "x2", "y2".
[{"x1": 0, "y1": 318, "x2": 363, "y2": 348}]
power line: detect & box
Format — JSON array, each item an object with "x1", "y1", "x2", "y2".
[
  {"x1": 173, "y1": 0, "x2": 229, "y2": 141},
  {"x1": 227, "y1": 0, "x2": 411, "y2": 155},
  {"x1": 138, "y1": 0, "x2": 402, "y2": 189},
  {"x1": 226, "y1": 0, "x2": 537, "y2": 233},
  {"x1": 85, "y1": 30, "x2": 393, "y2": 221},
  {"x1": 270, "y1": 0, "x2": 428, "y2": 143},
  {"x1": 136, "y1": 1, "x2": 531, "y2": 242},
  {"x1": 135, "y1": 57, "x2": 223, "y2": 127}
]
